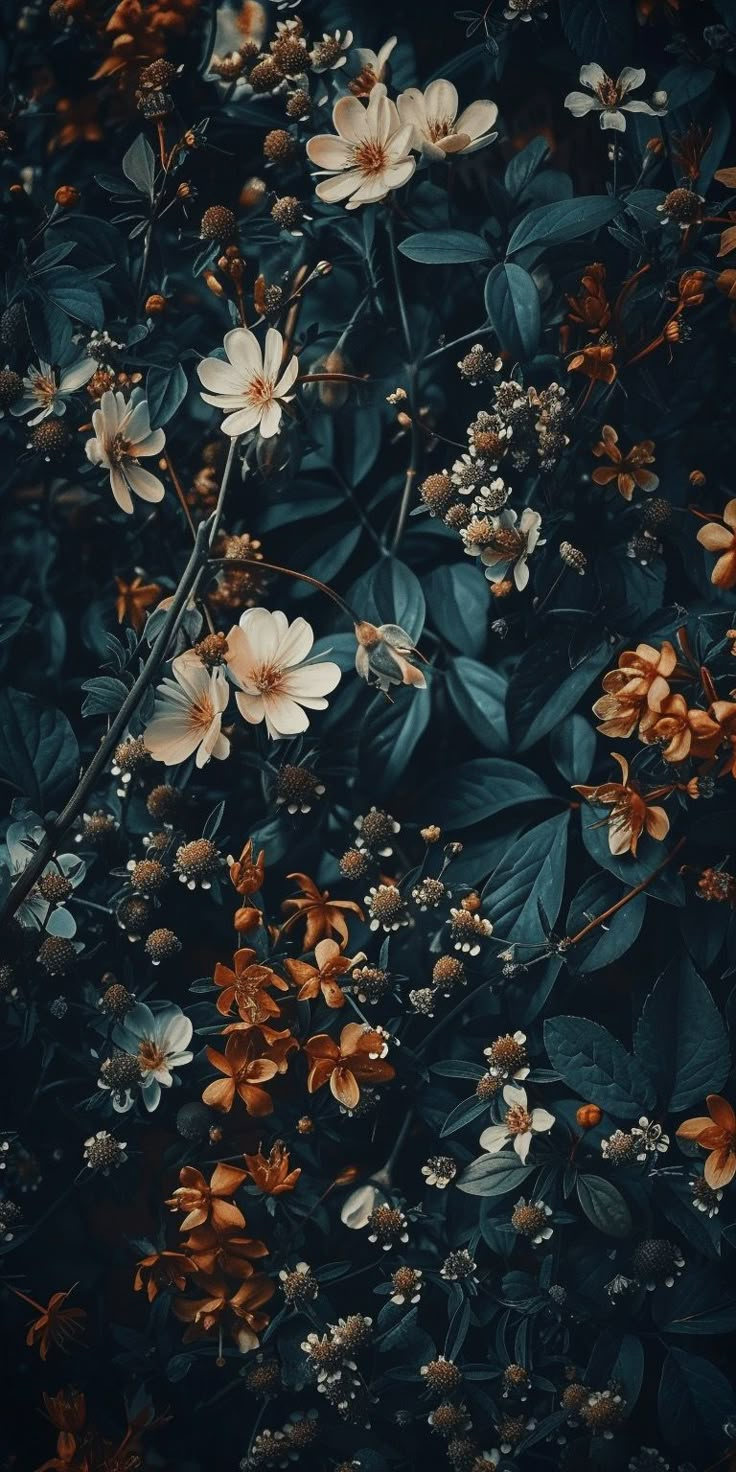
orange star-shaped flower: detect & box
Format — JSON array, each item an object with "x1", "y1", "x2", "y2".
[
  {"x1": 213, "y1": 948, "x2": 288, "y2": 1023},
  {"x1": 114, "y1": 573, "x2": 162, "y2": 633},
  {"x1": 574, "y1": 752, "x2": 670, "y2": 857},
  {"x1": 677, "y1": 1095, "x2": 736, "y2": 1188},
  {"x1": 697, "y1": 498, "x2": 736, "y2": 590},
  {"x1": 304, "y1": 1022, "x2": 395, "y2": 1110},
  {"x1": 202, "y1": 1034, "x2": 278, "y2": 1116},
  {"x1": 284, "y1": 937, "x2": 364, "y2": 1009},
  {"x1": 166, "y1": 1163, "x2": 249, "y2": 1232},
  {"x1": 281, "y1": 872, "x2": 363, "y2": 949},
  {"x1": 243, "y1": 1142, "x2": 301, "y2": 1196}
]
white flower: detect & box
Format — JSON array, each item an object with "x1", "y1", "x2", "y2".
[
  {"x1": 225, "y1": 608, "x2": 341, "y2": 740},
  {"x1": 479, "y1": 1084, "x2": 555, "y2": 1164},
  {"x1": 113, "y1": 1002, "x2": 193, "y2": 1112},
  {"x1": 564, "y1": 64, "x2": 667, "y2": 132},
  {"x1": 310, "y1": 28, "x2": 353, "y2": 71},
  {"x1": 481, "y1": 506, "x2": 544, "y2": 590},
  {"x1": 2, "y1": 816, "x2": 85, "y2": 936},
  {"x1": 483, "y1": 1030, "x2": 530, "y2": 1082},
  {"x1": 347, "y1": 36, "x2": 397, "y2": 96},
  {"x1": 144, "y1": 651, "x2": 231, "y2": 768},
  {"x1": 306, "y1": 83, "x2": 415, "y2": 211},
  {"x1": 11, "y1": 352, "x2": 96, "y2": 425},
  {"x1": 85, "y1": 388, "x2": 166, "y2": 514},
  {"x1": 197, "y1": 327, "x2": 298, "y2": 439},
  {"x1": 340, "y1": 1180, "x2": 386, "y2": 1230},
  {"x1": 397, "y1": 79, "x2": 498, "y2": 162},
  {"x1": 631, "y1": 1115, "x2": 669, "y2": 1160}
]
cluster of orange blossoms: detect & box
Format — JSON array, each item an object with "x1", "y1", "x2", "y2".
[
  {"x1": 134, "y1": 842, "x2": 395, "y2": 1354},
  {"x1": 565, "y1": 263, "x2": 708, "y2": 386},
  {"x1": 575, "y1": 641, "x2": 736, "y2": 854}
]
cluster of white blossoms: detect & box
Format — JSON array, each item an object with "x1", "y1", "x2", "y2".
[{"x1": 142, "y1": 608, "x2": 342, "y2": 765}]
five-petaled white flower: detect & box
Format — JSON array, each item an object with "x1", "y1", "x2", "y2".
[
  {"x1": 397, "y1": 79, "x2": 498, "y2": 162},
  {"x1": 481, "y1": 507, "x2": 544, "y2": 591},
  {"x1": 564, "y1": 64, "x2": 667, "y2": 132},
  {"x1": 11, "y1": 352, "x2": 96, "y2": 425},
  {"x1": 225, "y1": 608, "x2": 341, "y2": 740},
  {"x1": 113, "y1": 1002, "x2": 193, "y2": 1112},
  {"x1": 479, "y1": 1084, "x2": 555, "y2": 1164},
  {"x1": 197, "y1": 327, "x2": 298, "y2": 439},
  {"x1": 85, "y1": 388, "x2": 166, "y2": 514},
  {"x1": 306, "y1": 83, "x2": 415, "y2": 210},
  {"x1": 144, "y1": 651, "x2": 231, "y2": 768}
]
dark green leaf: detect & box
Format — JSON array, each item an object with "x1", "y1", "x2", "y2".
[
  {"x1": 122, "y1": 133, "x2": 156, "y2": 199},
  {"x1": 507, "y1": 195, "x2": 620, "y2": 258},
  {"x1": 559, "y1": 0, "x2": 635, "y2": 71},
  {"x1": 0, "y1": 688, "x2": 79, "y2": 815},
  {"x1": 432, "y1": 758, "x2": 551, "y2": 828},
  {"x1": 398, "y1": 230, "x2": 491, "y2": 264},
  {"x1": 445, "y1": 658, "x2": 509, "y2": 753},
  {"x1": 146, "y1": 363, "x2": 188, "y2": 427},
  {"x1": 458, "y1": 1153, "x2": 534, "y2": 1197},
  {"x1": 484, "y1": 262, "x2": 541, "y2": 361},
  {"x1": 544, "y1": 1015, "x2": 655, "y2": 1118},
  {"x1": 506, "y1": 634, "x2": 612, "y2": 751},
  {"x1": 658, "y1": 1349, "x2": 736, "y2": 1453},
  {"x1": 424, "y1": 564, "x2": 488, "y2": 657},
  {"x1": 633, "y1": 956, "x2": 730, "y2": 1110},
  {"x1": 484, "y1": 813, "x2": 570, "y2": 945},
  {"x1": 566, "y1": 872, "x2": 646, "y2": 973},
  {"x1": 576, "y1": 1174, "x2": 632, "y2": 1237},
  {"x1": 348, "y1": 558, "x2": 425, "y2": 641}
]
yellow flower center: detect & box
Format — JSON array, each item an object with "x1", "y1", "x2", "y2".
[
  {"x1": 252, "y1": 664, "x2": 283, "y2": 693},
  {"x1": 245, "y1": 374, "x2": 276, "y2": 409},
  {"x1": 506, "y1": 1104, "x2": 533, "y2": 1135},
  {"x1": 188, "y1": 692, "x2": 215, "y2": 733}
]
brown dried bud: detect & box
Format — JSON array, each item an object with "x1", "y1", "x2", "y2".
[{"x1": 200, "y1": 205, "x2": 236, "y2": 242}]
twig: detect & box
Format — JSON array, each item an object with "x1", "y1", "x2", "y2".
[{"x1": 563, "y1": 837, "x2": 686, "y2": 948}]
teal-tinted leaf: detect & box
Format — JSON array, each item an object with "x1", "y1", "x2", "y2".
[
  {"x1": 580, "y1": 816, "x2": 685, "y2": 906},
  {"x1": 566, "y1": 872, "x2": 646, "y2": 973},
  {"x1": 424, "y1": 563, "x2": 488, "y2": 657},
  {"x1": 484, "y1": 262, "x2": 541, "y2": 361},
  {"x1": 440, "y1": 1095, "x2": 489, "y2": 1138},
  {"x1": 658, "y1": 1349, "x2": 736, "y2": 1453},
  {"x1": 0, "y1": 688, "x2": 79, "y2": 815},
  {"x1": 146, "y1": 363, "x2": 188, "y2": 427},
  {"x1": 42, "y1": 266, "x2": 104, "y2": 327},
  {"x1": 625, "y1": 189, "x2": 667, "y2": 232},
  {"x1": 457, "y1": 1153, "x2": 534, "y2": 1197},
  {"x1": 432, "y1": 758, "x2": 551, "y2": 828},
  {"x1": 633, "y1": 956, "x2": 730, "y2": 1110},
  {"x1": 81, "y1": 675, "x2": 130, "y2": 719},
  {"x1": 348, "y1": 558, "x2": 425, "y2": 641},
  {"x1": 398, "y1": 230, "x2": 491, "y2": 264},
  {"x1": 122, "y1": 133, "x2": 156, "y2": 199},
  {"x1": 586, "y1": 1331, "x2": 644, "y2": 1406},
  {"x1": 549, "y1": 713, "x2": 596, "y2": 784},
  {"x1": 0, "y1": 596, "x2": 31, "y2": 645},
  {"x1": 290, "y1": 522, "x2": 361, "y2": 596},
  {"x1": 576, "y1": 1174, "x2": 632, "y2": 1237},
  {"x1": 507, "y1": 195, "x2": 620, "y2": 257},
  {"x1": 660, "y1": 64, "x2": 716, "y2": 111},
  {"x1": 504, "y1": 137, "x2": 550, "y2": 198},
  {"x1": 559, "y1": 0, "x2": 635, "y2": 71},
  {"x1": 358, "y1": 684, "x2": 430, "y2": 797},
  {"x1": 445, "y1": 657, "x2": 509, "y2": 753},
  {"x1": 654, "y1": 1269, "x2": 736, "y2": 1336},
  {"x1": 506, "y1": 634, "x2": 612, "y2": 751},
  {"x1": 544, "y1": 1015, "x2": 655, "y2": 1118},
  {"x1": 484, "y1": 813, "x2": 569, "y2": 946}
]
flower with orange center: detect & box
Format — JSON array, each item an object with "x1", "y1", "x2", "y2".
[
  {"x1": 284, "y1": 937, "x2": 365, "y2": 1009},
  {"x1": 304, "y1": 1021, "x2": 395, "y2": 1109},
  {"x1": 244, "y1": 1141, "x2": 301, "y2": 1195},
  {"x1": 696, "y1": 499, "x2": 736, "y2": 590},
  {"x1": 281, "y1": 872, "x2": 364, "y2": 949},
  {"x1": 711, "y1": 701, "x2": 736, "y2": 776},
  {"x1": 174, "y1": 1267, "x2": 274, "y2": 1354},
  {"x1": 202, "y1": 1033, "x2": 278, "y2": 1115},
  {"x1": 115, "y1": 574, "x2": 161, "y2": 633},
  {"x1": 213, "y1": 948, "x2": 288, "y2": 1022},
  {"x1": 14, "y1": 1286, "x2": 86, "y2": 1361},
  {"x1": 639, "y1": 694, "x2": 722, "y2": 763},
  {"x1": 591, "y1": 425, "x2": 659, "y2": 501},
  {"x1": 677, "y1": 1095, "x2": 736, "y2": 1188},
  {"x1": 574, "y1": 752, "x2": 670, "y2": 856},
  {"x1": 567, "y1": 341, "x2": 617, "y2": 384},
  {"x1": 229, "y1": 839, "x2": 265, "y2": 895},
  {"x1": 479, "y1": 1085, "x2": 555, "y2": 1163},
  {"x1": 134, "y1": 1249, "x2": 196, "y2": 1302},
  {"x1": 166, "y1": 1163, "x2": 249, "y2": 1232},
  {"x1": 566, "y1": 263, "x2": 611, "y2": 333},
  {"x1": 592, "y1": 641, "x2": 679, "y2": 737}
]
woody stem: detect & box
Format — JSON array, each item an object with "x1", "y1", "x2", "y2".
[
  {"x1": 564, "y1": 836, "x2": 686, "y2": 948},
  {"x1": 206, "y1": 557, "x2": 359, "y2": 621}
]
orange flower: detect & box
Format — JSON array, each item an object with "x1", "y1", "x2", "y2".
[
  {"x1": 134, "y1": 1249, "x2": 195, "y2": 1301},
  {"x1": 711, "y1": 701, "x2": 736, "y2": 776},
  {"x1": 574, "y1": 752, "x2": 670, "y2": 857},
  {"x1": 229, "y1": 839, "x2": 265, "y2": 895},
  {"x1": 174, "y1": 1267, "x2": 274, "y2": 1354},
  {"x1": 213, "y1": 948, "x2": 288, "y2": 1022},
  {"x1": 234, "y1": 904, "x2": 264, "y2": 933},
  {"x1": 38, "y1": 1390, "x2": 87, "y2": 1472},
  {"x1": 115, "y1": 574, "x2": 161, "y2": 633},
  {"x1": 284, "y1": 937, "x2": 364, "y2": 1009},
  {"x1": 50, "y1": 95, "x2": 103, "y2": 152},
  {"x1": 243, "y1": 1142, "x2": 301, "y2": 1195},
  {"x1": 202, "y1": 1034, "x2": 278, "y2": 1115},
  {"x1": 166, "y1": 1163, "x2": 248, "y2": 1232},
  {"x1": 592, "y1": 641, "x2": 679, "y2": 737},
  {"x1": 304, "y1": 1022, "x2": 395, "y2": 1109},
  {"x1": 281, "y1": 872, "x2": 364, "y2": 949},
  {"x1": 591, "y1": 425, "x2": 659, "y2": 501},
  {"x1": 15, "y1": 1286, "x2": 86, "y2": 1361},
  {"x1": 182, "y1": 1224, "x2": 268, "y2": 1279},
  {"x1": 677, "y1": 1095, "x2": 736, "y2": 1188},
  {"x1": 566, "y1": 263, "x2": 611, "y2": 333},
  {"x1": 567, "y1": 342, "x2": 617, "y2": 384},
  {"x1": 639, "y1": 694, "x2": 722, "y2": 763},
  {"x1": 696, "y1": 499, "x2": 736, "y2": 590}
]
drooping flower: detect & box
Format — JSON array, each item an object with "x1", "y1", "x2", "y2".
[
  {"x1": 85, "y1": 388, "x2": 166, "y2": 513},
  {"x1": 306, "y1": 84, "x2": 415, "y2": 210},
  {"x1": 353, "y1": 620, "x2": 427, "y2": 692},
  {"x1": 113, "y1": 1002, "x2": 194, "y2": 1112},
  {"x1": 225, "y1": 608, "x2": 341, "y2": 739},
  {"x1": 15, "y1": 1286, "x2": 86, "y2": 1361},
  {"x1": 479, "y1": 1085, "x2": 555, "y2": 1163},
  {"x1": 144, "y1": 651, "x2": 231, "y2": 768},
  {"x1": 304, "y1": 1022, "x2": 395, "y2": 1109},
  {"x1": 591, "y1": 425, "x2": 659, "y2": 501},
  {"x1": 197, "y1": 327, "x2": 299, "y2": 439},
  {"x1": 696, "y1": 498, "x2": 736, "y2": 590},
  {"x1": 481, "y1": 508, "x2": 544, "y2": 591},
  {"x1": 11, "y1": 351, "x2": 96, "y2": 425},
  {"x1": 564, "y1": 64, "x2": 667, "y2": 131},
  {"x1": 677, "y1": 1095, "x2": 736, "y2": 1188},
  {"x1": 115, "y1": 573, "x2": 161, "y2": 632},
  {"x1": 396, "y1": 80, "x2": 498, "y2": 161},
  {"x1": 174, "y1": 1268, "x2": 274, "y2": 1354},
  {"x1": 574, "y1": 751, "x2": 670, "y2": 856}
]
